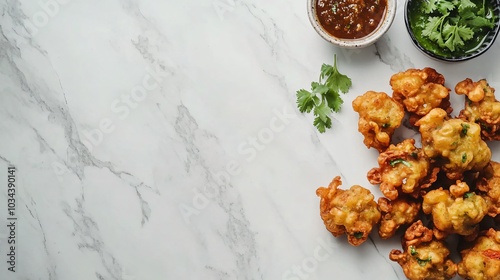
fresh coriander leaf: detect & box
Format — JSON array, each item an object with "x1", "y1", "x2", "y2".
[
  {"x1": 459, "y1": 9, "x2": 476, "y2": 21},
  {"x1": 423, "y1": 0, "x2": 439, "y2": 13},
  {"x1": 326, "y1": 55, "x2": 352, "y2": 94},
  {"x1": 324, "y1": 90, "x2": 343, "y2": 113},
  {"x1": 313, "y1": 115, "x2": 332, "y2": 133},
  {"x1": 442, "y1": 23, "x2": 472, "y2": 51},
  {"x1": 320, "y1": 64, "x2": 334, "y2": 82},
  {"x1": 311, "y1": 82, "x2": 330, "y2": 95},
  {"x1": 477, "y1": 6, "x2": 486, "y2": 17},
  {"x1": 464, "y1": 15, "x2": 495, "y2": 29},
  {"x1": 437, "y1": 0, "x2": 456, "y2": 14},
  {"x1": 462, "y1": 153, "x2": 468, "y2": 163},
  {"x1": 458, "y1": 0, "x2": 476, "y2": 11},
  {"x1": 296, "y1": 55, "x2": 352, "y2": 133},
  {"x1": 421, "y1": 0, "x2": 495, "y2": 52},
  {"x1": 422, "y1": 15, "x2": 448, "y2": 46},
  {"x1": 314, "y1": 101, "x2": 332, "y2": 123},
  {"x1": 457, "y1": 24, "x2": 474, "y2": 39},
  {"x1": 296, "y1": 89, "x2": 316, "y2": 113}
]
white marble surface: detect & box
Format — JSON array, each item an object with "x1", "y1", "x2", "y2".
[{"x1": 0, "y1": 0, "x2": 499, "y2": 279}]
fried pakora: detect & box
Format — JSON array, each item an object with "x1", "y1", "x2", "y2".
[
  {"x1": 477, "y1": 161, "x2": 500, "y2": 217},
  {"x1": 315, "y1": 69, "x2": 500, "y2": 279},
  {"x1": 457, "y1": 78, "x2": 500, "y2": 141},
  {"x1": 367, "y1": 138, "x2": 438, "y2": 200},
  {"x1": 416, "y1": 108, "x2": 491, "y2": 180},
  {"x1": 378, "y1": 196, "x2": 421, "y2": 239},
  {"x1": 389, "y1": 220, "x2": 457, "y2": 280},
  {"x1": 352, "y1": 91, "x2": 405, "y2": 152},
  {"x1": 458, "y1": 228, "x2": 500, "y2": 280},
  {"x1": 422, "y1": 181, "x2": 488, "y2": 240},
  {"x1": 390, "y1": 67, "x2": 451, "y2": 125},
  {"x1": 316, "y1": 176, "x2": 381, "y2": 246}
]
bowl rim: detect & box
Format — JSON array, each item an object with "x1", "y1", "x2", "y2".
[
  {"x1": 307, "y1": 0, "x2": 397, "y2": 48},
  {"x1": 404, "y1": 0, "x2": 500, "y2": 62}
]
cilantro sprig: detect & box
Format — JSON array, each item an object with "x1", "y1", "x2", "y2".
[
  {"x1": 421, "y1": 0, "x2": 496, "y2": 52},
  {"x1": 296, "y1": 55, "x2": 352, "y2": 133}
]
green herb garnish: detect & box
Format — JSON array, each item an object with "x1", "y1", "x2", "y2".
[
  {"x1": 462, "y1": 153, "x2": 468, "y2": 163},
  {"x1": 421, "y1": 0, "x2": 496, "y2": 52},
  {"x1": 296, "y1": 54, "x2": 352, "y2": 133},
  {"x1": 353, "y1": 232, "x2": 363, "y2": 239},
  {"x1": 409, "y1": 245, "x2": 432, "y2": 266},
  {"x1": 410, "y1": 246, "x2": 418, "y2": 256},
  {"x1": 417, "y1": 256, "x2": 432, "y2": 267},
  {"x1": 461, "y1": 123, "x2": 470, "y2": 137},
  {"x1": 390, "y1": 159, "x2": 412, "y2": 167},
  {"x1": 332, "y1": 4, "x2": 337, "y2": 14},
  {"x1": 464, "y1": 192, "x2": 475, "y2": 198}
]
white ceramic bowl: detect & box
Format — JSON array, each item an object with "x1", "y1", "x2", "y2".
[{"x1": 307, "y1": 0, "x2": 397, "y2": 48}]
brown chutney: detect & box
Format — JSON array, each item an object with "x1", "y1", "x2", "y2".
[{"x1": 316, "y1": 0, "x2": 387, "y2": 39}]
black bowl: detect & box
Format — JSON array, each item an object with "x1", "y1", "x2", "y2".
[{"x1": 405, "y1": 0, "x2": 500, "y2": 62}]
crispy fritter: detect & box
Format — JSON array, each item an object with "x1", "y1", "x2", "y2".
[
  {"x1": 415, "y1": 108, "x2": 491, "y2": 180},
  {"x1": 389, "y1": 220, "x2": 457, "y2": 280},
  {"x1": 422, "y1": 181, "x2": 488, "y2": 240},
  {"x1": 316, "y1": 176, "x2": 381, "y2": 246},
  {"x1": 391, "y1": 68, "x2": 445, "y2": 96},
  {"x1": 367, "y1": 138, "x2": 438, "y2": 200},
  {"x1": 378, "y1": 196, "x2": 421, "y2": 239},
  {"x1": 458, "y1": 228, "x2": 500, "y2": 280},
  {"x1": 457, "y1": 78, "x2": 500, "y2": 141},
  {"x1": 477, "y1": 161, "x2": 500, "y2": 217},
  {"x1": 352, "y1": 91, "x2": 405, "y2": 152},
  {"x1": 391, "y1": 67, "x2": 451, "y2": 125}
]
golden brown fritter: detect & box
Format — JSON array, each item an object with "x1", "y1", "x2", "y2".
[
  {"x1": 367, "y1": 138, "x2": 438, "y2": 200},
  {"x1": 415, "y1": 108, "x2": 491, "y2": 180},
  {"x1": 391, "y1": 68, "x2": 446, "y2": 96},
  {"x1": 457, "y1": 78, "x2": 500, "y2": 141},
  {"x1": 477, "y1": 161, "x2": 500, "y2": 217},
  {"x1": 316, "y1": 176, "x2": 381, "y2": 246},
  {"x1": 391, "y1": 67, "x2": 451, "y2": 125},
  {"x1": 389, "y1": 220, "x2": 457, "y2": 280},
  {"x1": 422, "y1": 181, "x2": 488, "y2": 240},
  {"x1": 378, "y1": 196, "x2": 421, "y2": 239},
  {"x1": 458, "y1": 228, "x2": 500, "y2": 280},
  {"x1": 352, "y1": 91, "x2": 405, "y2": 152}
]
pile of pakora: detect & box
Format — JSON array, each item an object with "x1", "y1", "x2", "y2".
[{"x1": 315, "y1": 68, "x2": 500, "y2": 280}]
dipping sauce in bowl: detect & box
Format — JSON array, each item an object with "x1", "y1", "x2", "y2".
[
  {"x1": 316, "y1": 0, "x2": 388, "y2": 39},
  {"x1": 307, "y1": 0, "x2": 396, "y2": 48}
]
